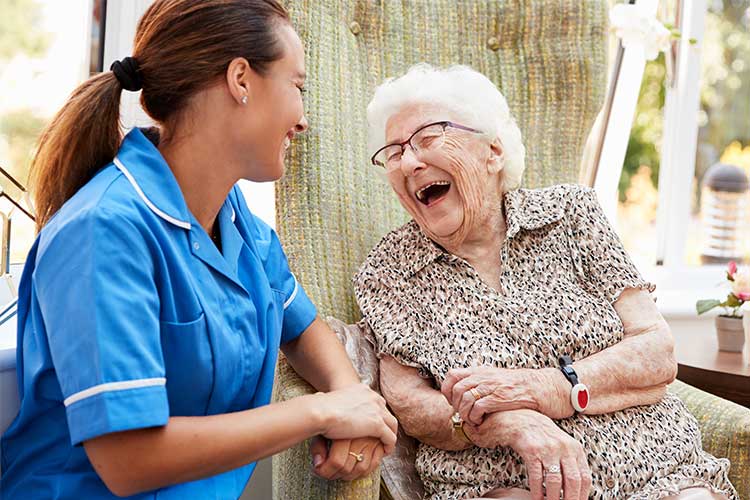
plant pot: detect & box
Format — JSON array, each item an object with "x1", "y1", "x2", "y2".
[
  {"x1": 715, "y1": 315, "x2": 745, "y2": 352},
  {"x1": 744, "y1": 314, "x2": 750, "y2": 350}
]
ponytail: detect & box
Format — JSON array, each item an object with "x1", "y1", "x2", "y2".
[
  {"x1": 30, "y1": 72, "x2": 123, "y2": 230},
  {"x1": 30, "y1": 0, "x2": 289, "y2": 231}
]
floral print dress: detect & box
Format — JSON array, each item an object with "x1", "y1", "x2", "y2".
[{"x1": 354, "y1": 184, "x2": 738, "y2": 500}]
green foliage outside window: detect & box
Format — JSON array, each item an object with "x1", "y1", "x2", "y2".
[{"x1": 621, "y1": 1, "x2": 750, "y2": 201}]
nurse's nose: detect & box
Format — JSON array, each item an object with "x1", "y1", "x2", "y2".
[
  {"x1": 399, "y1": 145, "x2": 426, "y2": 177},
  {"x1": 294, "y1": 114, "x2": 309, "y2": 133}
]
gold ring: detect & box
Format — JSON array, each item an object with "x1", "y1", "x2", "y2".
[
  {"x1": 348, "y1": 451, "x2": 364, "y2": 462},
  {"x1": 470, "y1": 387, "x2": 482, "y2": 400}
]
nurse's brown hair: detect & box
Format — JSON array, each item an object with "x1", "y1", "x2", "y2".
[{"x1": 29, "y1": 0, "x2": 289, "y2": 230}]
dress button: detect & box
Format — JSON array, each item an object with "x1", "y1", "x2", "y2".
[
  {"x1": 605, "y1": 477, "x2": 616, "y2": 489},
  {"x1": 487, "y1": 36, "x2": 500, "y2": 51},
  {"x1": 541, "y1": 345, "x2": 550, "y2": 354},
  {"x1": 349, "y1": 21, "x2": 362, "y2": 35},
  {"x1": 193, "y1": 242, "x2": 200, "y2": 250}
]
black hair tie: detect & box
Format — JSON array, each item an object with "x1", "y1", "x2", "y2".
[{"x1": 110, "y1": 56, "x2": 143, "y2": 92}]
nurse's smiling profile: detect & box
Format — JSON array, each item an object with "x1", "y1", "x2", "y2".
[{"x1": 0, "y1": 1, "x2": 397, "y2": 498}]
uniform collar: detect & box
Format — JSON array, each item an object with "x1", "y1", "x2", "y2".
[
  {"x1": 113, "y1": 128, "x2": 193, "y2": 230},
  {"x1": 400, "y1": 187, "x2": 566, "y2": 279}
]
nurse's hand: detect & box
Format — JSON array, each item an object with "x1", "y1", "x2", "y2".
[
  {"x1": 310, "y1": 436, "x2": 385, "y2": 480},
  {"x1": 313, "y1": 383, "x2": 398, "y2": 453}
]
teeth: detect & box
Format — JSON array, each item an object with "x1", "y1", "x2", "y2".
[{"x1": 415, "y1": 181, "x2": 450, "y2": 202}]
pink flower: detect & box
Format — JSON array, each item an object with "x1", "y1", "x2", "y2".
[
  {"x1": 730, "y1": 268, "x2": 750, "y2": 302},
  {"x1": 728, "y1": 261, "x2": 737, "y2": 277}
]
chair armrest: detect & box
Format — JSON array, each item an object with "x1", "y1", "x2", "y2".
[
  {"x1": 668, "y1": 379, "x2": 750, "y2": 499},
  {"x1": 271, "y1": 354, "x2": 381, "y2": 500}
]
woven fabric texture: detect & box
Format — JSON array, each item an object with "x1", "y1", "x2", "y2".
[
  {"x1": 668, "y1": 380, "x2": 750, "y2": 500},
  {"x1": 273, "y1": 1, "x2": 607, "y2": 499}
]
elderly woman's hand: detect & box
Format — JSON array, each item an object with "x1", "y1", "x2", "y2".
[
  {"x1": 310, "y1": 436, "x2": 385, "y2": 481},
  {"x1": 466, "y1": 409, "x2": 591, "y2": 500},
  {"x1": 442, "y1": 366, "x2": 569, "y2": 425}
]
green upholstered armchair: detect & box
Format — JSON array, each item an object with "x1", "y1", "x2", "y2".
[{"x1": 271, "y1": 1, "x2": 750, "y2": 499}]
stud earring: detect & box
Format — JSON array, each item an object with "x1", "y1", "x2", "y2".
[{"x1": 241, "y1": 95, "x2": 248, "y2": 105}]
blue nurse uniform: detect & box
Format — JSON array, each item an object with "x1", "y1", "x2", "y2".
[{"x1": 0, "y1": 127, "x2": 317, "y2": 499}]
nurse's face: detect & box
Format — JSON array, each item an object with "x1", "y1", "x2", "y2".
[{"x1": 241, "y1": 22, "x2": 308, "y2": 182}]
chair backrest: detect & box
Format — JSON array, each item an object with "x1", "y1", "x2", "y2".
[{"x1": 277, "y1": 0, "x2": 609, "y2": 323}]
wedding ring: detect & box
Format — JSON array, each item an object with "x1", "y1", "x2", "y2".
[
  {"x1": 349, "y1": 451, "x2": 364, "y2": 462},
  {"x1": 545, "y1": 464, "x2": 561, "y2": 474},
  {"x1": 470, "y1": 387, "x2": 482, "y2": 400}
]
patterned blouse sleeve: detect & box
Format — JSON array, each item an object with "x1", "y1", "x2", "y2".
[
  {"x1": 568, "y1": 186, "x2": 656, "y2": 303},
  {"x1": 353, "y1": 267, "x2": 425, "y2": 372}
]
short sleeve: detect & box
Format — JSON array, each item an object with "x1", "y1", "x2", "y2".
[
  {"x1": 33, "y1": 209, "x2": 168, "y2": 445},
  {"x1": 353, "y1": 268, "x2": 425, "y2": 373},
  {"x1": 568, "y1": 187, "x2": 655, "y2": 303},
  {"x1": 268, "y1": 230, "x2": 317, "y2": 344},
  {"x1": 230, "y1": 187, "x2": 317, "y2": 344}
]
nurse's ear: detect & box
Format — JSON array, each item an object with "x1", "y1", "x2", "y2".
[
  {"x1": 486, "y1": 138, "x2": 505, "y2": 174},
  {"x1": 225, "y1": 57, "x2": 253, "y2": 106}
]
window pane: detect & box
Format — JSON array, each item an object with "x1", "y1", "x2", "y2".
[
  {"x1": 616, "y1": 55, "x2": 665, "y2": 269},
  {"x1": 691, "y1": 0, "x2": 750, "y2": 266},
  {"x1": 615, "y1": 0, "x2": 679, "y2": 270},
  {"x1": 0, "y1": 0, "x2": 95, "y2": 263}
]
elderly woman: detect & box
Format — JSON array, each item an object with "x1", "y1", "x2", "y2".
[{"x1": 353, "y1": 64, "x2": 738, "y2": 500}]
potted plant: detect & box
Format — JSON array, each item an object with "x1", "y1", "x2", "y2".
[{"x1": 696, "y1": 261, "x2": 749, "y2": 352}]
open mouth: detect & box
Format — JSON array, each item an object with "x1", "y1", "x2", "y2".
[{"x1": 415, "y1": 181, "x2": 451, "y2": 206}]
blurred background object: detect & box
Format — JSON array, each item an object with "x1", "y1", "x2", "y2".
[{"x1": 700, "y1": 162, "x2": 749, "y2": 264}]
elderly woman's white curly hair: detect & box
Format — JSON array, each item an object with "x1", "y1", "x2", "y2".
[{"x1": 366, "y1": 63, "x2": 526, "y2": 191}]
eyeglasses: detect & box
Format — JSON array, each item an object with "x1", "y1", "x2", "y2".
[{"x1": 371, "y1": 121, "x2": 485, "y2": 169}]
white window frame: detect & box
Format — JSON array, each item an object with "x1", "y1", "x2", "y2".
[
  {"x1": 591, "y1": 0, "x2": 658, "y2": 221},
  {"x1": 591, "y1": 0, "x2": 720, "y2": 317},
  {"x1": 655, "y1": 0, "x2": 707, "y2": 270},
  {"x1": 650, "y1": 0, "x2": 717, "y2": 317}
]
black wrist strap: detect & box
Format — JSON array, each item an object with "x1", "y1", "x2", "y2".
[{"x1": 558, "y1": 355, "x2": 580, "y2": 387}]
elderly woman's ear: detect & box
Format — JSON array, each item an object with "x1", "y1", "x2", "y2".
[{"x1": 487, "y1": 139, "x2": 505, "y2": 174}]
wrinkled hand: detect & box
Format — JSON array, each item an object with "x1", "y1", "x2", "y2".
[
  {"x1": 309, "y1": 436, "x2": 385, "y2": 481},
  {"x1": 442, "y1": 366, "x2": 546, "y2": 425},
  {"x1": 466, "y1": 410, "x2": 591, "y2": 500},
  {"x1": 315, "y1": 383, "x2": 398, "y2": 453}
]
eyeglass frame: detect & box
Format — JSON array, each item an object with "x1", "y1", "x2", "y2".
[{"x1": 370, "y1": 120, "x2": 486, "y2": 169}]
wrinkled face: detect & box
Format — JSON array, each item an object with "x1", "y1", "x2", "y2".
[
  {"x1": 242, "y1": 22, "x2": 308, "y2": 181},
  {"x1": 383, "y1": 103, "x2": 504, "y2": 247}
]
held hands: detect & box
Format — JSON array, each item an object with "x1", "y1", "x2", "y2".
[
  {"x1": 309, "y1": 436, "x2": 385, "y2": 480},
  {"x1": 442, "y1": 366, "x2": 571, "y2": 425},
  {"x1": 466, "y1": 410, "x2": 592, "y2": 500},
  {"x1": 309, "y1": 383, "x2": 395, "y2": 481},
  {"x1": 313, "y1": 383, "x2": 398, "y2": 454}
]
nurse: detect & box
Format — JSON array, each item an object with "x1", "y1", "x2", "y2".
[{"x1": 0, "y1": 0, "x2": 397, "y2": 498}]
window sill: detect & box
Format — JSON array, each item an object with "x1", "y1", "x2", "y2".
[{"x1": 644, "y1": 264, "x2": 738, "y2": 320}]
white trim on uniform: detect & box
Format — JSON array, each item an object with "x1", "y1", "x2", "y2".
[
  {"x1": 283, "y1": 276, "x2": 299, "y2": 310},
  {"x1": 63, "y1": 377, "x2": 167, "y2": 407},
  {"x1": 114, "y1": 157, "x2": 192, "y2": 230}
]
